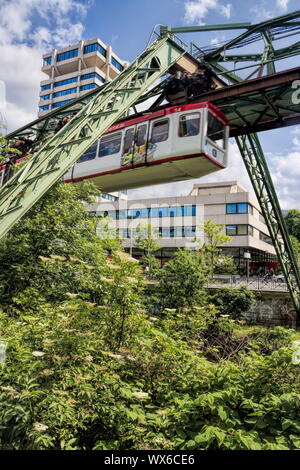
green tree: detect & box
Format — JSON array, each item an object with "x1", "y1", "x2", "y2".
[
  {"x1": 208, "y1": 286, "x2": 255, "y2": 319},
  {"x1": 285, "y1": 209, "x2": 300, "y2": 241},
  {"x1": 134, "y1": 223, "x2": 162, "y2": 275},
  {"x1": 0, "y1": 181, "x2": 111, "y2": 306},
  {"x1": 194, "y1": 220, "x2": 232, "y2": 273},
  {"x1": 213, "y1": 255, "x2": 237, "y2": 274},
  {"x1": 290, "y1": 235, "x2": 300, "y2": 266},
  {"x1": 155, "y1": 249, "x2": 209, "y2": 311},
  {"x1": 0, "y1": 125, "x2": 21, "y2": 166}
]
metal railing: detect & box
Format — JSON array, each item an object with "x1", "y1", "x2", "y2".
[{"x1": 206, "y1": 275, "x2": 288, "y2": 292}]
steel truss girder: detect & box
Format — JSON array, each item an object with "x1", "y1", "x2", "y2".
[
  {"x1": 0, "y1": 36, "x2": 184, "y2": 240},
  {"x1": 236, "y1": 133, "x2": 300, "y2": 322}
]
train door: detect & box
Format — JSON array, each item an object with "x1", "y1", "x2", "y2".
[{"x1": 120, "y1": 123, "x2": 148, "y2": 168}]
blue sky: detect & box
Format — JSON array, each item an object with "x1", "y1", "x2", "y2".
[{"x1": 0, "y1": 0, "x2": 299, "y2": 207}]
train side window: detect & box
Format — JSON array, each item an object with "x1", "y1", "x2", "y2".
[
  {"x1": 99, "y1": 132, "x2": 122, "y2": 157},
  {"x1": 77, "y1": 142, "x2": 98, "y2": 163},
  {"x1": 151, "y1": 119, "x2": 169, "y2": 144},
  {"x1": 179, "y1": 113, "x2": 200, "y2": 137},
  {"x1": 207, "y1": 112, "x2": 225, "y2": 148},
  {"x1": 123, "y1": 128, "x2": 135, "y2": 154},
  {"x1": 136, "y1": 124, "x2": 147, "y2": 146}
]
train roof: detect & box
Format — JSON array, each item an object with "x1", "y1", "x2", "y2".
[{"x1": 105, "y1": 101, "x2": 228, "y2": 135}]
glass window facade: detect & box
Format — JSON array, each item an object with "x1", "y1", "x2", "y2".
[
  {"x1": 226, "y1": 224, "x2": 253, "y2": 236},
  {"x1": 84, "y1": 43, "x2": 107, "y2": 57},
  {"x1": 52, "y1": 99, "x2": 74, "y2": 108},
  {"x1": 226, "y1": 203, "x2": 252, "y2": 214},
  {"x1": 111, "y1": 56, "x2": 123, "y2": 71},
  {"x1": 40, "y1": 94, "x2": 50, "y2": 101},
  {"x1": 41, "y1": 84, "x2": 51, "y2": 91},
  {"x1": 39, "y1": 104, "x2": 50, "y2": 111},
  {"x1": 81, "y1": 72, "x2": 105, "y2": 83},
  {"x1": 54, "y1": 77, "x2": 78, "y2": 88},
  {"x1": 259, "y1": 232, "x2": 272, "y2": 245},
  {"x1": 53, "y1": 87, "x2": 77, "y2": 98},
  {"x1": 98, "y1": 205, "x2": 196, "y2": 220},
  {"x1": 101, "y1": 193, "x2": 119, "y2": 201},
  {"x1": 80, "y1": 83, "x2": 99, "y2": 91},
  {"x1": 43, "y1": 56, "x2": 52, "y2": 66},
  {"x1": 57, "y1": 49, "x2": 78, "y2": 62},
  {"x1": 119, "y1": 226, "x2": 196, "y2": 239}
]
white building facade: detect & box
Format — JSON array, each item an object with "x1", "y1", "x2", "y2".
[
  {"x1": 87, "y1": 181, "x2": 277, "y2": 272},
  {"x1": 39, "y1": 38, "x2": 126, "y2": 116}
]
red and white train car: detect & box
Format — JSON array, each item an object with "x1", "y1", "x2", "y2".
[
  {"x1": 64, "y1": 101, "x2": 229, "y2": 192},
  {"x1": 0, "y1": 102, "x2": 229, "y2": 192}
]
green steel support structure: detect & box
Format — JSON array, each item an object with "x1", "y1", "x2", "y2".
[
  {"x1": 162, "y1": 11, "x2": 300, "y2": 321},
  {"x1": 0, "y1": 11, "x2": 300, "y2": 320},
  {"x1": 0, "y1": 36, "x2": 184, "y2": 240}
]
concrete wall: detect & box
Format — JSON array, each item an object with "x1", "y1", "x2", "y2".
[{"x1": 243, "y1": 291, "x2": 296, "y2": 328}]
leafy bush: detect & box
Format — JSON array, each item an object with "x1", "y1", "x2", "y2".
[
  {"x1": 208, "y1": 287, "x2": 255, "y2": 319},
  {"x1": 154, "y1": 249, "x2": 209, "y2": 311}
]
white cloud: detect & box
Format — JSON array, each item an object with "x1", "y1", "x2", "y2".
[
  {"x1": 184, "y1": 0, "x2": 232, "y2": 25},
  {"x1": 0, "y1": 0, "x2": 91, "y2": 132},
  {"x1": 276, "y1": 0, "x2": 289, "y2": 10},
  {"x1": 270, "y1": 151, "x2": 300, "y2": 209},
  {"x1": 250, "y1": 4, "x2": 274, "y2": 21}
]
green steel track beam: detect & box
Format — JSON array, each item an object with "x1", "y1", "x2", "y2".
[
  {"x1": 204, "y1": 61, "x2": 300, "y2": 321},
  {"x1": 236, "y1": 134, "x2": 300, "y2": 322},
  {"x1": 0, "y1": 36, "x2": 184, "y2": 241},
  {"x1": 160, "y1": 23, "x2": 251, "y2": 34},
  {"x1": 201, "y1": 11, "x2": 300, "y2": 61}
]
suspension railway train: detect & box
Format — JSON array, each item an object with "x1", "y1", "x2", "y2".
[{"x1": 0, "y1": 102, "x2": 229, "y2": 191}]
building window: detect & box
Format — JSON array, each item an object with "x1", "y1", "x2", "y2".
[
  {"x1": 81, "y1": 72, "x2": 105, "y2": 83},
  {"x1": 111, "y1": 56, "x2": 123, "y2": 71},
  {"x1": 151, "y1": 119, "x2": 169, "y2": 144},
  {"x1": 260, "y1": 232, "x2": 272, "y2": 245},
  {"x1": 183, "y1": 226, "x2": 196, "y2": 237},
  {"x1": 184, "y1": 205, "x2": 196, "y2": 216},
  {"x1": 101, "y1": 193, "x2": 119, "y2": 201},
  {"x1": 259, "y1": 213, "x2": 266, "y2": 224},
  {"x1": 39, "y1": 104, "x2": 50, "y2": 111},
  {"x1": 99, "y1": 133, "x2": 122, "y2": 157},
  {"x1": 53, "y1": 87, "x2": 77, "y2": 98},
  {"x1": 80, "y1": 83, "x2": 99, "y2": 91},
  {"x1": 52, "y1": 99, "x2": 74, "y2": 108},
  {"x1": 84, "y1": 43, "x2": 107, "y2": 57},
  {"x1": 43, "y1": 56, "x2": 52, "y2": 66},
  {"x1": 40, "y1": 94, "x2": 50, "y2": 101},
  {"x1": 41, "y1": 84, "x2": 51, "y2": 91},
  {"x1": 54, "y1": 77, "x2": 78, "y2": 87},
  {"x1": 77, "y1": 142, "x2": 98, "y2": 163},
  {"x1": 226, "y1": 224, "x2": 253, "y2": 236},
  {"x1": 179, "y1": 113, "x2": 200, "y2": 137},
  {"x1": 226, "y1": 203, "x2": 251, "y2": 214},
  {"x1": 57, "y1": 49, "x2": 78, "y2": 62}
]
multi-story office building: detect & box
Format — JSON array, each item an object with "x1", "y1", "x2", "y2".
[
  {"x1": 39, "y1": 38, "x2": 126, "y2": 116},
  {"x1": 88, "y1": 181, "x2": 277, "y2": 273}
]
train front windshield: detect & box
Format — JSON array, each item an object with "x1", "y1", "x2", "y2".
[{"x1": 207, "y1": 111, "x2": 226, "y2": 149}]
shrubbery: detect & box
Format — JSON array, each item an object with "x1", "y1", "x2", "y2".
[{"x1": 0, "y1": 181, "x2": 299, "y2": 450}]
